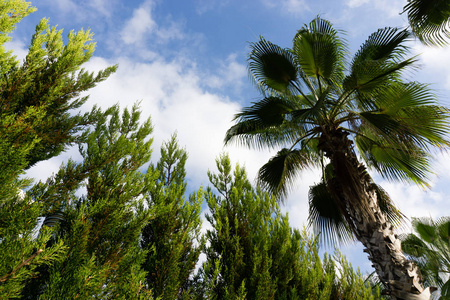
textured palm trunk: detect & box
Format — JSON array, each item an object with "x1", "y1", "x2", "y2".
[{"x1": 318, "y1": 127, "x2": 432, "y2": 300}]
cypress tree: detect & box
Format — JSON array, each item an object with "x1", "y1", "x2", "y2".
[
  {"x1": 140, "y1": 134, "x2": 203, "y2": 299},
  {"x1": 25, "y1": 104, "x2": 155, "y2": 299},
  {"x1": 196, "y1": 153, "x2": 382, "y2": 299},
  {"x1": 0, "y1": 1, "x2": 115, "y2": 298}
]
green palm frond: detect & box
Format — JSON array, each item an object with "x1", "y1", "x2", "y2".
[
  {"x1": 344, "y1": 28, "x2": 414, "y2": 100},
  {"x1": 258, "y1": 148, "x2": 315, "y2": 199},
  {"x1": 224, "y1": 120, "x2": 297, "y2": 150},
  {"x1": 400, "y1": 217, "x2": 450, "y2": 289},
  {"x1": 352, "y1": 27, "x2": 410, "y2": 64},
  {"x1": 224, "y1": 97, "x2": 304, "y2": 149},
  {"x1": 308, "y1": 181, "x2": 354, "y2": 246},
  {"x1": 403, "y1": 0, "x2": 450, "y2": 46},
  {"x1": 249, "y1": 37, "x2": 297, "y2": 93},
  {"x1": 355, "y1": 134, "x2": 431, "y2": 186},
  {"x1": 292, "y1": 17, "x2": 347, "y2": 84}
]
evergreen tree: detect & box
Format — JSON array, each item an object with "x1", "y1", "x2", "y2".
[
  {"x1": 196, "y1": 154, "x2": 382, "y2": 299},
  {"x1": 24, "y1": 104, "x2": 155, "y2": 299},
  {"x1": 0, "y1": 1, "x2": 115, "y2": 298},
  {"x1": 140, "y1": 134, "x2": 203, "y2": 299}
]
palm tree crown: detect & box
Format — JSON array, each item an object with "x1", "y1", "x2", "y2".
[
  {"x1": 225, "y1": 17, "x2": 449, "y2": 298},
  {"x1": 226, "y1": 16, "x2": 448, "y2": 204}
]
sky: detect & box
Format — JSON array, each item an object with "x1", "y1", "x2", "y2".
[{"x1": 8, "y1": 0, "x2": 450, "y2": 274}]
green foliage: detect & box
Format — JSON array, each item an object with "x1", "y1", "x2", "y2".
[
  {"x1": 400, "y1": 217, "x2": 450, "y2": 298},
  {"x1": 0, "y1": 1, "x2": 115, "y2": 298},
  {"x1": 402, "y1": 0, "x2": 450, "y2": 46},
  {"x1": 140, "y1": 134, "x2": 203, "y2": 299},
  {"x1": 195, "y1": 154, "x2": 382, "y2": 299},
  {"x1": 225, "y1": 16, "x2": 449, "y2": 248},
  {"x1": 23, "y1": 105, "x2": 154, "y2": 299},
  {"x1": 0, "y1": 4, "x2": 117, "y2": 170}
]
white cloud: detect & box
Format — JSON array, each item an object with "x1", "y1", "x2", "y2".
[
  {"x1": 204, "y1": 53, "x2": 247, "y2": 92},
  {"x1": 4, "y1": 39, "x2": 28, "y2": 62},
  {"x1": 119, "y1": 0, "x2": 186, "y2": 48},
  {"x1": 52, "y1": 0, "x2": 78, "y2": 14},
  {"x1": 346, "y1": 0, "x2": 370, "y2": 8},
  {"x1": 261, "y1": 0, "x2": 310, "y2": 15},
  {"x1": 120, "y1": 0, "x2": 157, "y2": 45},
  {"x1": 38, "y1": 0, "x2": 116, "y2": 21},
  {"x1": 413, "y1": 44, "x2": 450, "y2": 92}
]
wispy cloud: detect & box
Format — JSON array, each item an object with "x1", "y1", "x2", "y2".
[
  {"x1": 120, "y1": 0, "x2": 157, "y2": 45},
  {"x1": 119, "y1": 0, "x2": 185, "y2": 47}
]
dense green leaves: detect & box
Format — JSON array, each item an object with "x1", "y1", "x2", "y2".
[
  {"x1": 195, "y1": 154, "x2": 382, "y2": 300},
  {"x1": 141, "y1": 134, "x2": 203, "y2": 299},
  {"x1": 0, "y1": 1, "x2": 115, "y2": 298}
]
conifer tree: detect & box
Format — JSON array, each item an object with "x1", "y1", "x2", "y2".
[
  {"x1": 24, "y1": 104, "x2": 155, "y2": 299},
  {"x1": 140, "y1": 134, "x2": 203, "y2": 299},
  {"x1": 0, "y1": 1, "x2": 115, "y2": 298},
  {"x1": 196, "y1": 154, "x2": 382, "y2": 299}
]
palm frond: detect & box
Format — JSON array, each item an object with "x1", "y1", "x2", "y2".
[
  {"x1": 224, "y1": 120, "x2": 298, "y2": 150},
  {"x1": 356, "y1": 82, "x2": 450, "y2": 152},
  {"x1": 400, "y1": 216, "x2": 450, "y2": 289},
  {"x1": 258, "y1": 148, "x2": 314, "y2": 199},
  {"x1": 248, "y1": 37, "x2": 298, "y2": 93},
  {"x1": 308, "y1": 181, "x2": 355, "y2": 246},
  {"x1": 403, "y1": 0, "x2": 450, "y2": 46},
  {"x1": 374, "y1": 82, "x2": 436, "y2": 113},
  {"x1": 352, "y1": 27, "x2": 411, "y2": 65},
  {"x1": 224, "y1": 97, "x2": 304, "y2": 149},
  {"x1": 344, "y1": 27, "x2": 414, "y2": 99},
  {"x1": 293, "y1": 17, "x2": 347, "y2": 84},
  {"x1": 355, "y1": 133, "x2": 432, "y2": 186}
]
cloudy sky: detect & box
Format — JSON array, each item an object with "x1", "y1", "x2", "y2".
[{"x1": 9, "y1": 0, "x2": 450, "y2": 273}]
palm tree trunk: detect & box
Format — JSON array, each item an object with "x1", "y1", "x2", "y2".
[{"x1": 318, "y1": 127, "x2": 432, "y2": 300}]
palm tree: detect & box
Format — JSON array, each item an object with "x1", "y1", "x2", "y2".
[
  {"x1": 225, "y1": 17, "x2": 450, "y2": 299},
  {"x1": 401, "y1": 217, "x2": 450, "y2": 298},
  {"x1": 402, "y1": 0, "x2": 450, "y2": 46}
]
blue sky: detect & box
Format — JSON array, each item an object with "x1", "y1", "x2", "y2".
[{"x1": 9, "y1": 0, "x2": 450, "y2": 274}]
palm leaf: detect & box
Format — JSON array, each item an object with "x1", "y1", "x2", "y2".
[
  {"x1": 355, "y1": 135, "x2": 431, "y2": 186},
  {"x1": 224, "y1": 97, "x2": 303, "y2": 149},
  {"x1": 400, "y1": 217, "x2": 450, "y2": 289},
  {"x1": 344, "y1": 28, "x2": 414, "y2": 99},
  {"x1": 403, "y1": 0, "x2": 450, "y2": 46},
  {"x1": 308, "y1": 181, "x2": 354, "y2": 246},
  {"x1": 248, "y1": 37, "x2": 297, "y2": 93},
  {"x1": 351, "y1": 27, "x2": 410, "y2": 64},
  {"x1": 258, "y1": 148, "x2": 314, "y2": 199},
  {"x1": 292, "y1": 17, "x2": 347, "y2": 84}
]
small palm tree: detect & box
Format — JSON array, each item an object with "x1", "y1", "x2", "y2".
[
  {"x1": 402, "y1": 0, "x2": 450, "y2": 46},
  {"x1": 401, "y1": 217, "x2": 450, "y2": 298},
  {"x1": 225, "y1": 17, "x2": 450, "y2": 299}
]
